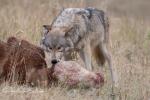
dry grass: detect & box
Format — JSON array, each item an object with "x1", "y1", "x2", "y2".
[{"x1": 0, "y1": 0, "x2": 150, "y2": 100}]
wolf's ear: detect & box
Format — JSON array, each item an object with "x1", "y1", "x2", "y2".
[
  {"x1": 42, "y1": 25, "x2": 51, "y2": 36},
  {"x1": 43, "y1": 25, "x2": 51, "y2": 31}
]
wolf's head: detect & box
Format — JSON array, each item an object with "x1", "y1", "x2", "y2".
[{"x1": 41, "y1": 25, "x2": 74, "y2": 65}]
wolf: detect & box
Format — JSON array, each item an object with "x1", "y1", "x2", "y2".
[{"x1": 41, "y1": 7, "x2": 117, "y2": 92}]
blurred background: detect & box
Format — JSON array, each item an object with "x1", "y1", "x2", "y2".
[
  {"x1": 0, "y1": 0, "x2": 150, "y2": 41},
  {"x1": 0, "y1": 0, "x2": 150, "y2": 100}
]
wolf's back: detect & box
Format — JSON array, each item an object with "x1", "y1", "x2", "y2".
[
  {"x1": 51, "y1": 8, "x2": 109, "y2": 44},
  {"x1": 85, "y1": 8, "x2": 109, "y2": 43}
]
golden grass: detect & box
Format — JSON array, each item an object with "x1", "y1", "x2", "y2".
[{"x1": 0, "y1": 0, "x2": 150, "y2": 100}]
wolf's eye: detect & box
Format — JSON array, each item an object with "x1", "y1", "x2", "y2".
[
  {"x1": 49, "y1": 47, "x2": 52, "y2": 50},
  {"x1": 58, "y1": 47, "x2": 61, "y2": 50},
  {"x1": 57, "y1": 47, "x2": 63, "y2": 52},
  {"x1": 46, "y1": 47, "x2": 52, "y2": 52}
]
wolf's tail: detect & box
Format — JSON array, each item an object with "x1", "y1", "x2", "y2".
[{"x1": 93, "y1": 45, "x2": 105, "y2": 66}]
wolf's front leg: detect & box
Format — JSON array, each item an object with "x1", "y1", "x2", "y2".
[{"x1": 79, "y1": 44, "x2": 92, "y2": 71}]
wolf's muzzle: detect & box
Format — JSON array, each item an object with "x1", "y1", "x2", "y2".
[{"x1": 51, "y1": 59, "x2": 59, "y2": 65}]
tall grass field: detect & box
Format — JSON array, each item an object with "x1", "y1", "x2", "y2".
[{"x1": 0, "y1": 0, "x2": 150, "y2": 100}]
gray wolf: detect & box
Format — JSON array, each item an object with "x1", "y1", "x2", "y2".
[{"x1": 41, "y1": 8, "x2": 116, "y2": 90}]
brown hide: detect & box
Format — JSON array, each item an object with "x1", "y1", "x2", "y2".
[
  {"x1": 26, "y1": 67, "x2": 57, "y2": 87},
  {"x1": 0, "y1": 41, "x2": 9, "y2": 75},
  {"x1": 0, "y1": 37, "x2": 47, "y2": 85}
]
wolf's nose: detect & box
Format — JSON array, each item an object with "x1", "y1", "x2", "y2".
[{"x1": 51, "y1": 59, "x2": 58, "y2": 65}]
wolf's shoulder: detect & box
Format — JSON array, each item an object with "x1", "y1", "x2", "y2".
[
  {"x1": 52, "y1": 7, "x2": 105, "y2": 27},
  {"x1": 53, "y1": 8, "x2": 87, "y2": 27}
]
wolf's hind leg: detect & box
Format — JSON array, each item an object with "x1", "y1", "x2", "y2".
[
  {"x1": 79, "y1": 44, "x2": 92, "y2": 71},
  {"x1": 99, "y1": 42, "x2": 118, "y2": 97}
]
